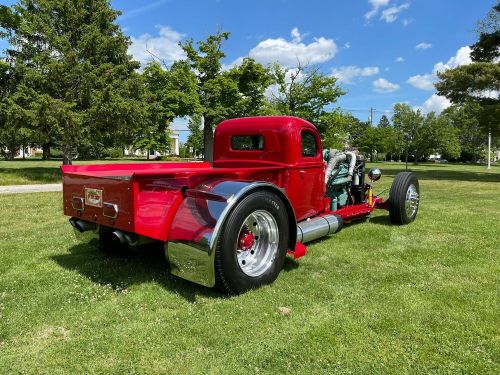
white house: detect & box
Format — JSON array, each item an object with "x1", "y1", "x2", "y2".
[{"x1": 124, "y1": 131, "x2": 180, "y2": 159}]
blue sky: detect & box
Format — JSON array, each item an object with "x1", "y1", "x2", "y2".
[{"x1": 0, "y1": 0, "x2": 494, "y2": 141}]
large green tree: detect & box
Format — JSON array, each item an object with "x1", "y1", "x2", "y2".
[
  {"x1": 436, "y1": 1, "x2": 500, "y2": 135},
  {"x1": 180, "y1": 32, "x2": 273, "y2": 161},
  {"x1": 392, "y1": 103, "x2": 461, "y2": 162},
  {"x1": 133, "y1": 61, "x2": 199, "y2": 158},
  {"x1": 320, "y1": 109, "x2": 357, "y2": 149},
  {"x1": 1, "y1": 0, "x2": 145, "y2": 164},
  {"x1": 442, "y1": 103, "x2": 486, "y2": 161},
  {"x1": 270, "y1": 63, "x2": 345, "y2": 134}
]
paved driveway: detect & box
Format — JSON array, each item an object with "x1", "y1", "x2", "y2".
[{"x1": 0, "y1": 184, "x2": 62, "y2": 194}]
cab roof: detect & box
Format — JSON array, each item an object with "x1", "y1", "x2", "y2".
[
  {"x1": 213, "y1": 116, "x2": 321, "y2": 166},
  {"x1": 216, "y1": 116, "x2": 317, "y2": 133}
]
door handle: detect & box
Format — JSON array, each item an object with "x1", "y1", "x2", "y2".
[{"x1": 299, "y1": 170, "x2": 306, "y2": 178}]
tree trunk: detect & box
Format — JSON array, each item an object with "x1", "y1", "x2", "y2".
[
  {"x1": 42, "y1": 143, "x2": 51, "y2": 160},
  {"x1": 22, "y1": 145, "x2": 25, "y2": 160},
  {"x1": 63, "y1": 143, "x2": 73, "y2": 165},
  {"x1": 203, "y1": 120, "x2": 214, "y2": 162},
  {"x1": 6, "y1": 144, "x2": 17, "y2": 160}
]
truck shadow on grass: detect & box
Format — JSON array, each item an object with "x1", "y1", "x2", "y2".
[
  {"x1": 51, "y1": 241, "x2": 301, "y2": 301},
  {"x1": 51, "y1": 241, "x2": 223, "y2": 302}
]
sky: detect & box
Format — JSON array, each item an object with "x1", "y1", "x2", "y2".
[{"x1": 0, "y1": 0, "x2": 495, "y2": 141}]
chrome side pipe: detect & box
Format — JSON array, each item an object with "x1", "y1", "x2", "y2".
[{"x1": 296, "y1": 214, "x2": 343, "y2": 243}]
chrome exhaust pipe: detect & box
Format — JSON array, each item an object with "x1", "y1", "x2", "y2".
[
  {"x1": 112, "y1": 230, "x2": 127, "y2": 245},
  {"x1": 297, "y1": 214, "x2": 343, "y2": 243},
  {"x1": 69, "y1": 218, "x2": 97, "y2": 233},
  {"x1": 112, "y1": 230, "x2": 157, "y2": 247}
]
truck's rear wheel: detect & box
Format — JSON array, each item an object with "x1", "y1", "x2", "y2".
[
  {"x1": 215, "y1": 191, "x2": 289, "y2": 295},
  {"x1": 389, "y1": 172, "x2": 420, "y2": 225}
]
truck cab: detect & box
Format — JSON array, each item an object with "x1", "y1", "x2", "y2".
[{"x1": 214, "y1": 116, "x2": 325, "y2": 221}]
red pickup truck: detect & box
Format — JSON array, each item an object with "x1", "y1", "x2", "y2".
[{"x1": 62, "y1": 116, "x2": 419, "y2": 294}]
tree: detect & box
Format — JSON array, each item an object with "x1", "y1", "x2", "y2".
[
  {"x1": 270, "y1": 63, "x2": 345, "y2": 133},
  {"x1": 378, "y1": 114, "x2": 391, "y2": 128},
  {"x1": 357, "y1": 126, "x2": 385, "y2": 162},
  {"x1": 442, "y1": 103, "x2": 486, "y2": 161},
  {"x1": 320, "y1": 109, "x2": 356, "y2": 149},
  {"x1": 0, "y1": 58, "x2": 35, "y2": 160},
  {"x1": 2, "y1": 0, "x2": 145, "y2": 164},
  {"x1": 228, "y1": 58, "x2": 274, "y2": 117},
  {"x1": 423, "y1": 113, "x2": 461, "y2": 160},
  {"x1": 436, "y1": 1, "x2": 500, "y2": 136},
  {"x1": 133, "y1": 60, "x2": 199, "y2": 159},
  {"x1": 180, "y1": 30, "x2": 232, "y2": 162},
  {"x1": 392, "y1": 103, "x2": 425, "y2": 163},
  {"x1": 181, "y1": 32, "x2": 273, "y2": 162},
  {"x1": 186, "y1": 114, "x2": 204, "y2": 157}
]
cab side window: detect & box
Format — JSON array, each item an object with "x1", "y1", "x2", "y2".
[{"x1": 301, "y1": 131, "x2": 317, "y2": 157}]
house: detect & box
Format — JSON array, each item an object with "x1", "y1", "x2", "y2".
[
  {"x1": 124, "y1": 131, "x2": 180, "y2": 159},
  {"x1": 14, "y1": 146, "x2": 43, "y2": 158}
]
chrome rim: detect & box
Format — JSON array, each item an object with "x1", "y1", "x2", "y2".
[
  {"x1": 236, "y1": 210, "x2": 279, "y2": 277},
  {"x1": 405, "y1": 184, "x2": 419, "y2": 218}
]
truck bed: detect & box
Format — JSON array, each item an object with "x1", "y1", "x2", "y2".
[{"x1": 62, "y1": 161, "x2": 287, "y2": 241}]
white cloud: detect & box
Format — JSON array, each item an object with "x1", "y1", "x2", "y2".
[
  {"x1": 415, "y1": 42, "x2": 432, "y2": 50},
  {"x1": 395, "y1": 57, "x2": 405, "y2": 63},
  {"x1": 365, "y1": 0, "x2": 390, "y2": 20},
  {"x1": 433, "y1": 46, "x2": 472, "y2": 74},
  {"x1": 380, "y1": 3, "x2": 410, "y2": 23},
  {"x1": 407, "y1": 46, "x2": 472, "y2": 92},
  {"x1": 407, "y1": 73, "x2": 436, "y2": 90},
  {"x1": 290, "y1": 27, "x2": 302, "y2": 43},
  {"x1": 331, "y1": 66, "x2": 379, "y2": 84},
  {"x1": 373, "y1": 78, "x2": 400, "y2": 93},
  {"x1": 129, "y1": 26, "x2": 186, "y2": 66},
  {"x1": 248, "y1": 28, "x2": 337, "y2": 66},
  {"x1": 421, "y1": 94, "x2": 451, "y2": 114}
]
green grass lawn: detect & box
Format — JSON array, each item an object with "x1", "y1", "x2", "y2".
[{"x1": 0, "y1": 163, "x2": 499, "y2": 373}]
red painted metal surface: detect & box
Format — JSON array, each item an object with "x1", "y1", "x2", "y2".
[{"x1": 62, "y1": 116, "x2": 388, "y2": 247}]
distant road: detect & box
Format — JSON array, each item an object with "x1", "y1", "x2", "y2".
[{"x1": 0, "y1": 184, "x2": 62, "y2": 194}]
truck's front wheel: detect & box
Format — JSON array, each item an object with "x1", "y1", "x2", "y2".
[{"x1": 215, "y1": 191, "x2": 289, "y2": 295}]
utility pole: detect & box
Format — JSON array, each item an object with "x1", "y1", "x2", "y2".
[
  {"x1": 370, "y1": 107, "x2": 374, "y2": 126},
  {"x1": 487, "y1": 128, "x2": 491, "y2": 170}
]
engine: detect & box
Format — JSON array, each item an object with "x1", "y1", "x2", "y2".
[{"x1": 323, "y1": 149, "x2": 366, "y2": 211}]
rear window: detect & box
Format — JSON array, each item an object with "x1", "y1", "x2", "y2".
[
  {"x1": 231, "y1": 135, "x2": 264, "y2": 150},
  {"x1": 301, "y1": 131, "x2": 317, "y2": 157}
]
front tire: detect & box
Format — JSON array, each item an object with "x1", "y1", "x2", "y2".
[
  {"x1": 389, "y1": 172, "x2": 420, "y2": 225},
  {"x1": 215, "y1": 191, "x2": 289, "y2": 295}
]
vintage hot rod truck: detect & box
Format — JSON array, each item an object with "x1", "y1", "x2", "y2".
[{"x1": 63, "y1": 116, "x2": 420, "y2": 294}]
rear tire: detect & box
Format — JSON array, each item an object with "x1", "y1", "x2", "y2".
[
  {"x1": 215, "y1": 191, "x2": 289, "y2": 295},
  {"x1": 389, "y1": 172, "x2": 420, "y2": 225}
]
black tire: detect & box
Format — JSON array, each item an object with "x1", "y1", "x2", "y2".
[
  {"x1": 389, "y1": 172, "x2": 420, "y2": 225},
  {"x1": 215, "y1": 191, "x2": 289, "y2": 295}
]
